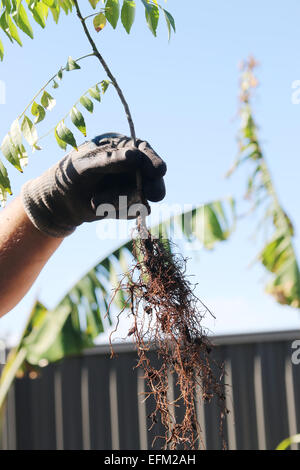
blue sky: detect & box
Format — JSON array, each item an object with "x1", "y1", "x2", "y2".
[{"x1": 1, "y1": 0, "x2": 300, "y2": 344}]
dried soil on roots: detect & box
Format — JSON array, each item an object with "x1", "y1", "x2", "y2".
[{"x1": 110, "y1": 230, "x2": 228, "y2": 450}]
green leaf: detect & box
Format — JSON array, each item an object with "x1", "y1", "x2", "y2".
[
  {"x1": 105, "y1": 0, "x2": 120, "y2": 29},
  {"x1": 40, "y1": 90, "x2": 56, "y2": 110},
  {"x1": 1, "y1": 133, "x2": 22, "y2": 172},
  {"x1": 121, "y1": 0, "x2": 135, "y2": 34},
  {"x1": 7, "y1": 13, "x2": 22, "y2": 46},
  {"x1": 23, "y1": 305, "x2": 73, "y2": 365},
  {"x1": 89, "y1": 0, "x2": 101, "y2": 8},
  {"x1": 101, "y1": 80, "x2": 110, "y2": 93},
  {"x1": 0, "y1": 348, "x2": 27, "y2": 411},
  {"x1": 0, "y1": 159, "x2": 12, "y2": 195},
  {"x1": 163, "y1": 8, "x2": 175, "y2": 40},
  {"x1": 65, "y1": 55, "x2": 81, "y2": 71},
  {"x1": 54, "y1": 127, "x2": 67, "y2": 150},
  {"x1": 55, "y1": 121, "x2": 77, "y2": 149},
  {"x1": 10, "y1": 119, "x2": 22, "y2": 148},
  {"x1": 58, "y1": 0, "x2": 73, "y2": 15},
  {"x1": 0, "y1": 11, "x2": 13, "y2": 43},
  {"x1": 57, "y1": 67, "x2": 63, "y2": 80},
  {"x1": 89, "y1": 85, "x2": 101, "y2": 102},
  {"x1": 276, "y1": 434, "x2": 300, "y2": 450},
  {"x1": 80, "y1": 95, "x2": 94, "y2": 113},
  {"x1": 29, "y1": 2, "x2": 47, "y2": 29},
  {"x1": 93, "y1": 12, "x2": 106, "y2": 32},
  {"x1": 0, "y1": 39, "x2": 3, "y2": 61},
  {"x1": 42, "y1": 0, "x2": 57, "y2": 7},
  {"x1": 145, "y1": 3, "x2": 159, "y2": 36},
  {"x1": 50, "y1": 5, "x2": 60, "y2": 24},
  {"x1": 140, "y1": 0, "x2": 151, "y2": 13},
  {"x1": 31, "y1": 101, "x2": 46, "y2": 124},
  {"x1": 70, "y1": 106, "x2": 87, "y2": 137},
  {"x1": 21, "y1": 116, "x2": 38, "y2": 146},
  {"x1": 13, "y1": 4, "x2": 34, "y2": 39}
]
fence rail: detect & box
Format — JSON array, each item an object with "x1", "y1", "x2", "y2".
[{"x1": 1, "y1": 329, "x2": 300, "y2": 450}]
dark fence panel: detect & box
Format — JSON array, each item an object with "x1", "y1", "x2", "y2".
[{"x1": 1, "y1": 330, "x2": 300, "y2": 450}]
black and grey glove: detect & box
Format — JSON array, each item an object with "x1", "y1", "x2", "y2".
[{"x1": 21, "y1": 133, "x2": 166, "y2": 238}]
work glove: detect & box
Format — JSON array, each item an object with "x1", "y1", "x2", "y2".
[{"x1": 21, "y1": 133, "x2": 166, "y2": 238}]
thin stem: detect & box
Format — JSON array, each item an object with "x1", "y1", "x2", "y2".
[
  {"x1": 18, "y1": 53, "x2": 95, "y2": 121},
  {"x1": 73, "y1": 0, "x2": 147, "y2": 230},
  {"x1": 73, "y1": 0, "x2": 137, "y2": 145},
  {"x1": 83, "y1": 12, "x2": 103, "y2": 21}
]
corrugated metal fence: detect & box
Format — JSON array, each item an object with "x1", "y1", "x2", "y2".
[{"x1": 1, "y1": 329, "x2": 300, "y2": 450}]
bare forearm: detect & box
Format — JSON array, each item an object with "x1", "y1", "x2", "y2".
[{"x1": 0, "y1": 196, "x2": 63, "y2": 317}]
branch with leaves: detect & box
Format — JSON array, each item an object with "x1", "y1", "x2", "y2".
[
  {"x1": 0, "y1": 0, "x2": 175, "y2": 203},
  {"x1": 228, "y1": 57, "x2": 300, "y2": 308}
]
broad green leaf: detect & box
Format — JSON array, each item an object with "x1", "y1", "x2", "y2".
[
  {"x1": 80, "y1": 95, "x2": 94, "y2": 113},
  {"x1": 13, "y1": 4, "x2": 34, "y2": 39},
  {"x1": 40, "y1": 90, "x2": 56, "y2": 110},
  {"x1": 0, "y1": 38, "x2": 3, "y2": 60},
  {"x1": 140, "y1": 0, "x2": 151, "y2": 13},
  {"x1": 10, "y1": 119, "x2": 22, "y2": 148},
  {"x1": 18, "y1": 144, "x2": 28, "y2": 167},
  {"x1": 101, "y1": 80, "x2": 110, "y2": 93},
  {"x1": 31, "y1": 101, "x2": 46, "y2": 124},
  {"x1": 89, "y1": 85, "x2": 101, "y2": 101},
  {"x1": 105, "y1": 0, "x2": 120, "y2": 29},
  {"x1": 7, "y1": 13, "x2": 22, "y2": 45},
  {"x1": 23, "y1": 305, "x2": 73, "y2": 365},
  {"x1": 21, "y1": 116, "x2": 38, "y2": 146},
  {"x1": 70, "y1": 106, "x2": 87, "y2": 136},
  {"x1": 93, "y1": 12, "x2": 106, "y2": 32},
  {"x1": 163, "y1": 8, "x2": 175, "y2": 40},
  {"x1": 55, "y1": 121, "x2": 77, "y2": 149},
  {"x1": 65, "y1": 55, "x2": 81, "y2": 71},
  {"x1": 89, "y1": 0, "x2": 101, "y2": 8},
  {"x1": 0, "y1": 11, "x2": 13, "y2": 43},
  {"x1": 121, "y1": 0, "x2": 135, "y2": 34},
  {"x1": 42, "y1": 0, "x2": 57, "y2": 7},
  {"x1": 29, "y1": 2, "x2": 47, "y2": 29},
  {"x1": 58, "y1": 0, "x2": 73, "y2": 14},
  {"x1": 0, "y1": 159, "x2": 11, "y2": 194},
  {"x1": 54, "y1": 126, "x2": 67, "y2": 150},
  {"x1": 145, "y1": 3, "x2": 159, "y2": 36},
  {"x1": 1, "y1": 133, "x2": 22, "y2": 171},
  {"x1": 50, "y1": 5, "x2": 60, "y2": 24},
  {"x1": 2, "y1": 0, "x2": 12, "y2": 14},
  {"x1": 276, "y1": 434, "x2": 300, "y2": 450},
  {"x1": 0, "y1": 348, "x2": 27, "y2": 411}
]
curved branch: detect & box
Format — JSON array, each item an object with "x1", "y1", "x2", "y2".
[{"x1": 73, "y1": 0, "x2": 137, "y2": 145}]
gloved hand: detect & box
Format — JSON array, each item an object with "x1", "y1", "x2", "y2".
[{"x1": 21, "y1": 133, "x2": 166, "y2": 238}]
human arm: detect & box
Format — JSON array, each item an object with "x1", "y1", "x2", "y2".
[
  {"x1": 0, "y1": 134, "x2": 166, "y2": 317},
  {"x1": 0, "y1": 196, "x2": 63, "y2": 317}
]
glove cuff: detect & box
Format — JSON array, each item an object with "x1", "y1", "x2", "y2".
[{"x1": 21, "y1": 176, "x2": 76, "y2": 238}]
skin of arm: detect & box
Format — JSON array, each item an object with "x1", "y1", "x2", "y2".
[{"x1": 0, "y1": 196, "x2": 63, "y2": 317}]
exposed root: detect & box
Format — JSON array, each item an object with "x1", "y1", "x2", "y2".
[{"x1": 110, "y1": 230, "x2": 228, "y2": 450}]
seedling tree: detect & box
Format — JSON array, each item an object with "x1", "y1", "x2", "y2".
[
  {"x1": 230, "y1": 57, "x2": 300, "y2": 308},
  {"x1": 0, "y1": 0, "x2": 229, "y2": 450}
]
